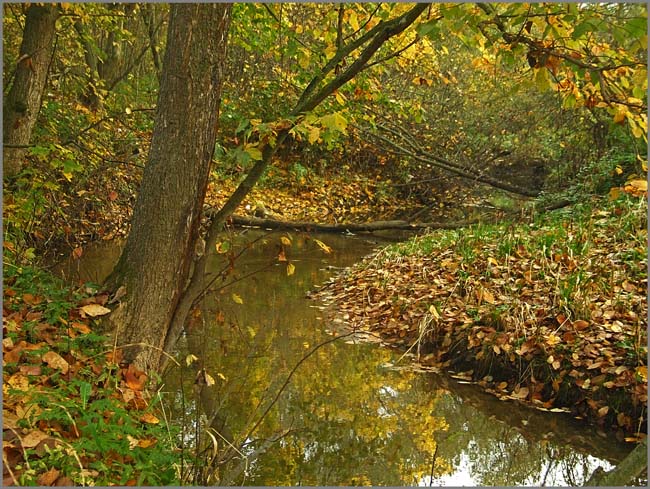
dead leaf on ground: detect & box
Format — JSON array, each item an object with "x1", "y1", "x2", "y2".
[
  {"x1": 37, "y1": 467, "x2": 60, "y2": 486},
  {"x1": 80, "y1": 304, "x2": 111, "y2": 318},
  {"x1": 20, "y1": 430, "x2": 51, "y2": 448},
  {"x1": 42, "y1": 351, "x2": 69, "y2": 374}
]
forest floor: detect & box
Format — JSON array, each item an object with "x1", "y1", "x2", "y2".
[
  {"x1": 2, "y1": 266, "x2": 180, "y2": 485},
  {"x1": 314, "y1": 193, "x2": 648, "y2": 440}
]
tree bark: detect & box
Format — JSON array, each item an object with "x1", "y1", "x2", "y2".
[
  {"x1": 3, "y1": 4, "x2": 59, "y2": 179},
  {"x1": 104, "y1": 3, "x2": 232, "y2": 373},
  {"x1": 585, "y1": 438, "x2": 647, "y2": 486}
]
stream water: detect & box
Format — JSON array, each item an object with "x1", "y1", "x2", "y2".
[{"x1": 53, "y1": 230, "x2": 637, "y2": 486}]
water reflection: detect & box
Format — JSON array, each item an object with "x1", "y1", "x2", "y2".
[{"x1": 159, "y1": 230, "x2": 636, "y2": 486}]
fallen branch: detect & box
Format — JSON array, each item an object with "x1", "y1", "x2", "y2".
[{"x1": 217, "y1": 212, "x2": 486, "y2": 233}]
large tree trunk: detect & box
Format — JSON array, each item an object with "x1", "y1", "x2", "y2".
[
  {"x1": 104, "y1": 3, "x2": 232, "y2": 373},
  {"x1": 3, "y1": 4, "x2": 59, "y2": 179}
]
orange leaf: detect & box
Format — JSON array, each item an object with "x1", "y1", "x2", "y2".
[
  {"x1": 140, "y1": 413, "x2": 160, "y2": 425},
  {"x1": 124, "y1": 364, "x2": 147, "y2": 391}
]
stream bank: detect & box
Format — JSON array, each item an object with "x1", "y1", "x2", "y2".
[{"x1": 314, "y1": 195, "x2": 648, "y2": 440}]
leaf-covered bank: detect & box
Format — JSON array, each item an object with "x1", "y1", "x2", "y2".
[
  {"x1": 2, "y1": 265, "x2": 180, "y2": 486},
  {"x1": 315, "y1": 195, "x2": 647, "y2": 439}
]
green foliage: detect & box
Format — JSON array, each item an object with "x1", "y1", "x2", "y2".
[{"x1": 3, "y1": 265, "x2": 181, "y2": 486}]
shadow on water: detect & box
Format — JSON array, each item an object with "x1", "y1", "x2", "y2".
[{"x1": 53, "y1": 228, "x2": 639, "y2": 486}]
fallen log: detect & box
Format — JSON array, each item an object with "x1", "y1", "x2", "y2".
[{"x1": 219, "y1": 213, "x2": 484, "y2": 233}]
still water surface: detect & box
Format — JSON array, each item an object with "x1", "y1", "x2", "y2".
[{"x1": 54, "y1": 230, "x2": 635, "y2": 485}]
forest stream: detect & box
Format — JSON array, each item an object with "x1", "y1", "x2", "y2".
[{"x1": 52, "y1": 230, "x2": 638, "y2": 486}]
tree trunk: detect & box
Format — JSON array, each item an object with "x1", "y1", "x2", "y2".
[
  {"x1": 104, "y1": 3, "x2": 232, "y2": 373},
  {"x1": 585, "y1": 438, "x2": 647, "y2": 486},
  {"x1": 3, "y1": 4, "x2": 59, "y2": 179}
]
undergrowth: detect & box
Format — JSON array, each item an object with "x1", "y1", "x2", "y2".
[{"x1": 2, "y1": 264, "x2": 181, "y2": 486}]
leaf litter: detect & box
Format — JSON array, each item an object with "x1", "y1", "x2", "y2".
[
  {"x1": 314, "y1": 197, "x2": 647, "y2": 439},
  {"x1": 2, "y1": 273, "x2": 176, "y2": 485}
]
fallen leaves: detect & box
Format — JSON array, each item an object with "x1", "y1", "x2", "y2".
[
  {"x1": 3, "y1": 282, "x2": 170, "y2": 486},
  {"x1": 315, "y1": 200, "x2": 647, "y2": 435}
]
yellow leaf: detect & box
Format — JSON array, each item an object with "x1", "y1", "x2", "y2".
[
  {"x1": 281, "y1": 235, "x2": 292, "y2": 246},
  {"x1": 298, "y1": 48, "x2": 310, "y2": 69},
  {"x1": 204, "y1": 372, "x2": 215, "y2": 386},
  {"x1": 140, "y1": 413, "x2": 160, "y2": 424},
  {"x1": 546, "y1": 334, "x2": 561, "y2": 346},
  {"x1": 628, "y1": 179, "x2": 647, "y2": 191},
  {"x1": 613, "y1": 109, "x2": 627, "y2": 124},
  {"x1": 313, "y1": 238, "x2": 332, "y2": 254},
  {"x1": 127, "y1": 435, "x2": 139, "y2": 449},
  {"x1": 349, "y1": 10, "x2": 359, "y2": 31},
  {"x1": 482, "y1": 288, "x2": 496, "y2": 304},
  {"x1": 185, "y1": 354, "x2": 198, "y2": 366},
  {"x1": 609, "y1": 187, "x2": 621, "y2": 200},
  {"x1": 217, "y1": 372, "x2": 227, "y2": 381},
  {"x1": 429, "y1": 304, "x2": 440, "y2": 319},
  {"x1": 287, "y1": 263, "x2": 295, "y2": 276},
  {"x1": 232, "y1": 293, "x2": 243, "y2": 304},
  {"x1": 308, "y1": 126, "x2": 320, "y2": 144},
  {"x1": 635, "y1": 366, "x2": 647, "y2": 383}
]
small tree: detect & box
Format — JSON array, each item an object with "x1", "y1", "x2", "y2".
[{"x1": 3, "y1": 4, "x2": 59, "y2": 178}]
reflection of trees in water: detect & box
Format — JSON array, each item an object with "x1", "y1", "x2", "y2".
[
  {"x1": 162, "y1": 231, "x2": 627, "y2": 486},
  {"x1": 164, "y1": 232, "x2": 451, "y2": 485},
  {"x1": 427, "y1": 377, "x2": 619, "y2": 486}
]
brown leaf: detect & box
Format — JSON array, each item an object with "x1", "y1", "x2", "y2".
[
  {"x1": 37, "y1": 468, "x2": 60, "y2": 486},
  {"x1": 42, "y1": 351, "x2": 69, "y2": 374},
  {"x1": 19, "y1": 365, "x2": 42, "y2": 376},
  {"x1": 22, "y1": 293, "x2": 42, "y2": 305},
  {"x1": 138, "y1": 438, "x2": 157, "y2": 448},
  {"x1": 55, "y1": 476, "x2": 74, "y2": 486},
  {"x1": 4, "y1": 343, "x2": 25, "y2": 364},
  {"x1": 572, "y1": 319, "x2": 590, "y2": 331},
  {"x1": 124, "y1": 364, "x2": 147, "y2": 391},
  {"x1": 80, "y1": 304, "x2": 111, "y2": 317},
  {"x1": 512, "y1": 386, "x2": 529, "y2": 399},
  {"x1": 70, "y1": 322, "x2": 91, "y2": 334},
  {"x1": 72, "y1": 247, "x2": 83, "y2": 260},
  {"x1": 21, "y1": 430, "x2": 50, "y2": 448}
]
